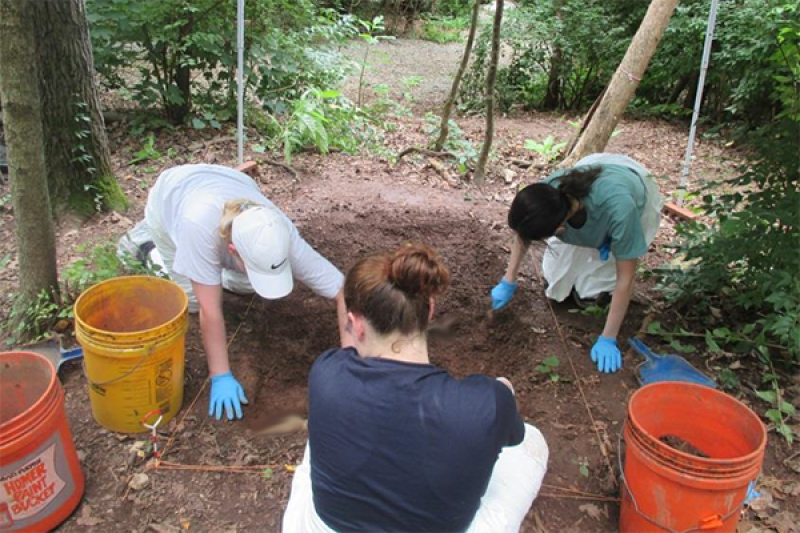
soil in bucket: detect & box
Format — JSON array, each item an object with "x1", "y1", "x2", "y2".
[
  {"x1": 659, "y1": 434, "x2": 710, "y2": 459},
  {"x1": 0, "y1": 352, "x2": 85, "y2": 532},
  {"x1": 74, "y1": 276, "x2": 188, "y2": 433}
]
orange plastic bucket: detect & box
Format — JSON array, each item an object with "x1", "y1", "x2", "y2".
[
  {"x1": 0, "y1": 352, "x2": 85, "y2": 531},
  {"x1": 620, "y1": 382, "x2": 766, "y2": 533},
  {"x1": 74, "y1": 276, "x2": 188, "y2": 433}
]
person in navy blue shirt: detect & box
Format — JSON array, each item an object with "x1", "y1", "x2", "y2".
[{"x1": 283, "y1": 243, "x2": 549, "y2": 533}]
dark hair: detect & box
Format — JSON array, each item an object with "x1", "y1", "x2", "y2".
[
  {"x1": 508, "y1": 165, "x2": 602, "y2": 241},
  {"x1": 344, "y1": 243, "x2": 451, "y2": 336}
]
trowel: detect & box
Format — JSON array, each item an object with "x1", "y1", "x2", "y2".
[
  {"x1": 629, "y1": 337, "x2": 717, "y2": 388},
  {"x1": 21, "y1": 339, "x2": 83, "y2": 374}
]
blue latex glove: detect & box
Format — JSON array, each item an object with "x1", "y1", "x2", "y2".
[
  {"x1": 597, "y1": 236, "x2": 612, "y2": 261},
  {"x1": 591, "y1": 336, "x2": 622, "y2": 373},
  {"x1": 209, "y1": 372, "x2": 248, "y2": 420},
  {"x1": 491, "y1": 280, "x2": 517, "y2": 310}
]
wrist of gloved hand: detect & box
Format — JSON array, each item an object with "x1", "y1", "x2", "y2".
[
  {"x1": 591, "y1": 336, "x2": 622, "y2": 373},
  {"x1": 209, "y1": 372, "x2": 248, "y2": 420}
]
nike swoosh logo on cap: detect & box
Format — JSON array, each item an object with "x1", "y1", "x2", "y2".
[{"x1": 271, "y1": 258, "x2": 287, "y2": 270}]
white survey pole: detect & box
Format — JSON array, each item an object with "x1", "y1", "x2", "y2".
[
  {"x1": 236, "y1": 0, "x2": 245, "y2": 165},
  {"x1": 678, "y1": 0, "x2": 719, "y2": 206}
]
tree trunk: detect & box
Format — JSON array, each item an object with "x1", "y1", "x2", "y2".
[
  {"x1": 433, "y1": 0, "x2": 481, "y2": 151},
  {"x1": 561, "y1": 0, "x2": 680, "y2": 166},
  {"x1": 542, "y1": 0, "x2": 563, "y2": 110},
  {"x1": 473, "y1": 0, "x2": 504, "y2": 185},
  {"x1": 0, "y1": 0, "x2": 59, "y2": 314},
  {"x1": 31, "y1": 0, "x2": 127, "y2": 215}
]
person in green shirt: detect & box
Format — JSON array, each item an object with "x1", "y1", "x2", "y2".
[{"x1": 490, "y1": 154, "x2": 663, "y2": 374}]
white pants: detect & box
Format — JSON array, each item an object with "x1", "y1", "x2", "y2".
[
  {"x1": 117, "y1": 176, "x2": 254, "y2": 313},
  {"x1": 542, "y1": 153, "x2": 664, "y2": 302},
  {"x1": 282, "y1": 424, "x2": 549, "y2": 533}
]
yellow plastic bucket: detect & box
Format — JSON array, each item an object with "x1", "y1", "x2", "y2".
[{"x1": 74, "y1": 276, "x2": 188, "y2": 433}]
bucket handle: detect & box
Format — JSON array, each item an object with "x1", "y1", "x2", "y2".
[
  {"x1": 83, "y1": 343, "x2": 157, "y2": 388},
  {"x1": 618, "y1": 420, "x2": 751, "y2": 533}
]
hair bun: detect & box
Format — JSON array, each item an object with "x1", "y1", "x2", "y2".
[{"x1": 387, "y1": 243, "x2": 451, "y2": 299}]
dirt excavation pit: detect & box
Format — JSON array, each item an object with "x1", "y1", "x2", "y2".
[{"x1": 239, "y1": 206, "x2": 553, "y2": 435}]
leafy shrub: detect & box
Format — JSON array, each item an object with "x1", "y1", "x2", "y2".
[
  {"x1": 4, "y1": 243, "x2": 162, "y2": 346},
  {"x1": 656, "y1": 122, "x2": 799, "y2": 365},
  {"x1": 420, "y1": 15, "x2": 468, "y2": 44},
  {"x1": 459, "y1": 0, "x2": 636, "y2": 113},
  {"x1": 87, "y1": 0, "x2": 357, "y2": 124}
]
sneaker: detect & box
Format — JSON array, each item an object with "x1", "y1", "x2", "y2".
[{"x1": 571, "y1": 288, "x2": 611, "y2": 309}]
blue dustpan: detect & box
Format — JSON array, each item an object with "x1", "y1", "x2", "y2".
[{"x1": 629, "y1": 338, "x2": 717, "y2": 388}]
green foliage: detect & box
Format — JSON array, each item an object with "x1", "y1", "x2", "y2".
[
  {"x1": 87, "y1": 0, "x2": 357, "y2": 124},
  {"x1": 420, "y1": 15, "x2": 468, "y2": 44},
  {"x1": 279, "y1": 88, "x2": 383, "y2": 164},
  {"x1": 535, "y1": 355, "x2": 563, "y2": 383},
  {"x1": 523, "y1": 135, "x2": 566, "y2": 162},
  {"x1": 4, "y1": 243, "x2": 163, "y2": 347},
  {"x1": 639, "y1": 0, "x2": 798, "y2": 125},
  {"x1": 459, "y1": 0, "x2": 638, "y2": 113},
  {"x1": 129, "y1": 134, "x2": 162, "y2": 165},
  {"x1": 423, "y1": 114, "x2": 477, "y2": 173}
]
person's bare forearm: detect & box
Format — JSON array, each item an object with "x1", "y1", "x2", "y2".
[
  {"x1": 335, "y1": 288, "x2": 354, "y2": 347},
  {"x1": 194, "y1": 282, "x2": 230, "y2": 376},
  {"x1": 601, "y1": 260, "x2": 637, "y2": 338},
  {"x1": 503, "y1": 234, "x2": 530, "y2": 283}
]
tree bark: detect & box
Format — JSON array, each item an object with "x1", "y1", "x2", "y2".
[
  {"x1": 0, "y1": 0, "x2": 59, "y2": 312},
  {"x1": 433, "y1": 0, "x2": 481, "y2": 151},
  {"x1": 473, "y1": 0, "x2": 504, "y2": 185},
  {"x1": 542, "y1": 0, "x2": 563, "y2": 110},
  {"x1": 561, "y1": 0, "x2": 680, "y2": 166},
  {"x1": 31, "y1": 0, "x2": 127, "y2": 215}
]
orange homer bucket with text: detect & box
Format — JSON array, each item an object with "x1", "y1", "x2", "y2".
[
  {"x1": 74, "y1": 276, "x2": 188, "y2": 433},
  {"x1": 620, "y1": 382, "x2": 766, "y2": 533},
  {"x1": 0, "y1": 351, "x2": 85, "y2": 532}
]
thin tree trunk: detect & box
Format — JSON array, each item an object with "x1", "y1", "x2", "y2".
[
  {"x1": 32, "y1": 0, "x2": 127, "y2": 215},
  {"x1": 561, "y1": 0, "x2": 680, "y2": 166},
  {"x1": 668, "y1": 72, "x2": 692, "y2": 104},
  {"x1": 433, "y1": 0, "x2": 481, "y2": 151},
  {"x1": 474, "y1": 0, "x2": 504, "y2": 185},
  {"x1": 542, "y1": 0, "x2": 564, "y2": 110},
  {"x1": 0, "y1": 0, "x2": 59, "y2": 314}
]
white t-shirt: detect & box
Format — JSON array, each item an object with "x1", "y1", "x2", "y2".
[{"x1": 150, "y1": 164, "x2": 344, "y2": 299}]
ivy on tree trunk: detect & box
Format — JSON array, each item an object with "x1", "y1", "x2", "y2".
[
  {"x1": 32, "y1": 0, "x2": 128, "y2": 215},
  {"x1": 0, "y1": 0, "x2": 59, "y2": 315}
]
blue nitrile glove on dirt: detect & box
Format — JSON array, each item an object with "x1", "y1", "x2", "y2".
[
  {"x1": 591, "y1": 336, "x2": 622, "y2": 373},
  {"x1": 597, "y1": 236, "x2": 612, "y2": 261},
  {"x1": 491, "y1": 280, "x2": 517, "y2": 310},
  {"x1": 209, "y1": 372, "x2": 248, "y2": 420}
]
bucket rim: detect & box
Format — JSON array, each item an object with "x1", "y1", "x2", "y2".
[
  {"x1": 73, "y1": 275, "x2": 188, "y2": 339},
  {"x1": 0, "y1": 351, "x2": 59, "y2": 445},
  {"x1": 628, "y1": 382, "x2": 767, "y2": 468}
]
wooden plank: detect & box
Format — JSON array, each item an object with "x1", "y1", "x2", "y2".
[
  {"x1": 236, "y1": 161, "x2": 259, "y2": 177},
  {"x1": 664, "y1": 201, "x2": 699, "y2": 222}
]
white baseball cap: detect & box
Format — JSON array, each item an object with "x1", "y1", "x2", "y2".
[{"x1": 231, "y1": 206, "x2": 293, "y2": 299}]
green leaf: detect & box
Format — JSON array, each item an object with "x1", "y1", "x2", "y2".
[
  {"x1": 776, "y1": 423, "x2": 794, "y2": 445},
  {"x1": 191, "y1": 118, "x2": 206, "y2": 130},
  {"x1": 534, "y1": 364, "x2": 549, "y2": 374},
  {"x1": 765, "y1": 409, "x2": 783, "y2": 424},
  {"x1": 578, "y1": 464, "x2": 589, "y2": 477},
  {"x1": 779, "y1": 400, "x2": 796, "y2": 415},
  {"x1": 647, "y1": 321, "x2": 662, "y2": 335},
  {"x1": 669, "y1": 339, "x2": 696, "y2": 354},
  {"x1": 0, "y1": 253, "x2": 11, "y2": 271},
  {"x1": 704, "y1": 331, "x2": 721, "y2": 353},
  {"x1": 261, "y1": 467, "x2": 273, "y2": 479},
  {"x1": 755, "y1": 390, "x2": 777, "y2": 403},
  {"x1": 542, "y1": 356, "x2": 560, "y2": 368}
]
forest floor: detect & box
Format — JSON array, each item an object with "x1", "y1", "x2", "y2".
[{"x1": 1, "y1": 35, "x2": 798, "y2": 533}]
